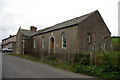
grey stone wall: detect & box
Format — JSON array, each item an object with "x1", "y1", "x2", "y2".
[
  {"x1": 16, "y1": 11, "x2": 111, "y2": 61},
  {"x1": 77, "y1": 11, "x2": 111, "y2": 53},
  {"x1": 31, "y1": 25, "x2": 79, "y2": 61}
]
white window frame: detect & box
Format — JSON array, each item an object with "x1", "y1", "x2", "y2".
[{"x1": 42, "y1": 37, "x2": 45, "y2": 48}]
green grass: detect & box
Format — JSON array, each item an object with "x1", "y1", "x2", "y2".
[
  {"x1": 74, "y1": 65, "x2": 120, "y2": 80},
  {"x1": 9, "y1": 53, "x2": 40, "y2": 62},
  {"x1": 9, "y1": 51, "x2": 120, "y2": 80},
  {"x1": 46, "y1": 58, "x2": 120, "y2": 80},
  {"x1": 112, "y1": 37, "x2": 120, "y2": 44}
]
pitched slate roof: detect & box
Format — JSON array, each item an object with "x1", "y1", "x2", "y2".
[
  {"x1": 2, "y1": 35, "x2": 16, "y2": 41},
  {"x1": 21, "y1": 29, "x2": 35, "y2": 37},
  {"x1": 31, "y1": 27, "x2": 52, "y2": 36},
  {"x1": 32, "y1": 10, "x2": 98, "y2": 36}
]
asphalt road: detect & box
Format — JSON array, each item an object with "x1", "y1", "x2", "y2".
[{"x1": 2, "y1": 54, "x2": 94, "y2": 78}]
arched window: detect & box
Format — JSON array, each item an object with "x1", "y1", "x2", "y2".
[
  {"x1": 61, "y1": 32, "x2": 66, "y2": 48},
  {"x1": 41, "y1": 36, "x2": 45, "y2": 48}
]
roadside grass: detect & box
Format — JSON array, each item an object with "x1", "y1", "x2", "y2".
[
  {"x1": 9, "y1": 51, "x2": 120, "y2": 80},
  {"x1": 7, "y1": 37, "x2": 120, "y2": 80},
  {"x1": 9, "y1": 53, "x2": 40, "y2": 62},
  {"x1": 112, "y1": 37, "x2": 120, "y2": 44}
]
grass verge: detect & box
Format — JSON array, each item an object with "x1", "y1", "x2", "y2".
[{"x1": 9, "y1": 52, "x2": 120, "y2": 80}]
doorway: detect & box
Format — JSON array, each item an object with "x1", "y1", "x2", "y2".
[{"x1": 50, "y1": 37, "x2": 55, "y2": 55}]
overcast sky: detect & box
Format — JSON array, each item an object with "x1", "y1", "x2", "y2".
[{"x1": 0, "y1": 0, "x2": 119, "y2": 42}]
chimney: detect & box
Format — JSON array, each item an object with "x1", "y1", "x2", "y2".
[
  {"x1": 30, "y1": 26, "x2": 37, "y2": 31},
  {"x1": 9, "y1": 35, "x2": 12, "y2": 37}
]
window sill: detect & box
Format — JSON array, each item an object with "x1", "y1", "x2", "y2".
[{"x1": 62, "y1": 47, "x2": 67, "y2": 49}]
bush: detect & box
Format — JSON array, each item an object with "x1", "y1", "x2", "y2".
[
  {"x1": 74, "y1": 65, "x2": 104, "y2": 76},
  {"x1": 74, "y1": 64, "x2": 120, "y2": 79},
  {"x1": 73, "y1": 51, "x2": 120, "y2": 79},
  {"x1": 74, "y1": 53, "x2": 90, "y2": 65},
  {"x1": 95, "y1": 53, "x2": 104, "y2": 65},
  {"x1": 103, "y1": 51, "x2": 119, "y2": 70},
  {"x1": 10, "y1": 52, "x2": 120, "y2": 80},
  {"x1": 91, "y1": 51, "x2": 119, "y2": 69}
]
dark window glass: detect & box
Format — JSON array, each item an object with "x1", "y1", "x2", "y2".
[
  {"x1": 87, "y1": 33, "x2": 91, "y2": 43},
  {"x1": 62, "y1": 33, "x2": 66, "y2": 48}
]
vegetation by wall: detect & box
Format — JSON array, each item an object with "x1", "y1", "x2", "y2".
[
  {"x1": 11, "y1": 36, "x2": 120, "y2": 79},
  {"x1": 111, "y1": 36, "x2": 120, "y2": 51}
]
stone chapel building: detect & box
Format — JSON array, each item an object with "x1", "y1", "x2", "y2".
[{"x1": 16, "y1": 10, "x2": 111, "y2": 61}]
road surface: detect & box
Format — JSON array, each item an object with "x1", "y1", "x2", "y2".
[{"x1": 2, "y1": 54, "x2": 94, "y2": 78}]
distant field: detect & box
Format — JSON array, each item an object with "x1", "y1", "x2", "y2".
[{"x1": 111, "y1": 37, "x2": 120, "y2": 44}]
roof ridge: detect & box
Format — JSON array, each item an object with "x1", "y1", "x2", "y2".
[
  {"x1": 51, "y1": 10, "x2": 98, "y2": 27},
  {"x1": 32, "y1": 10, "x2": 99, "y2": 36},
  {"x1": 21, "y1": 29, "x2": 29, "y2": 31}
]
